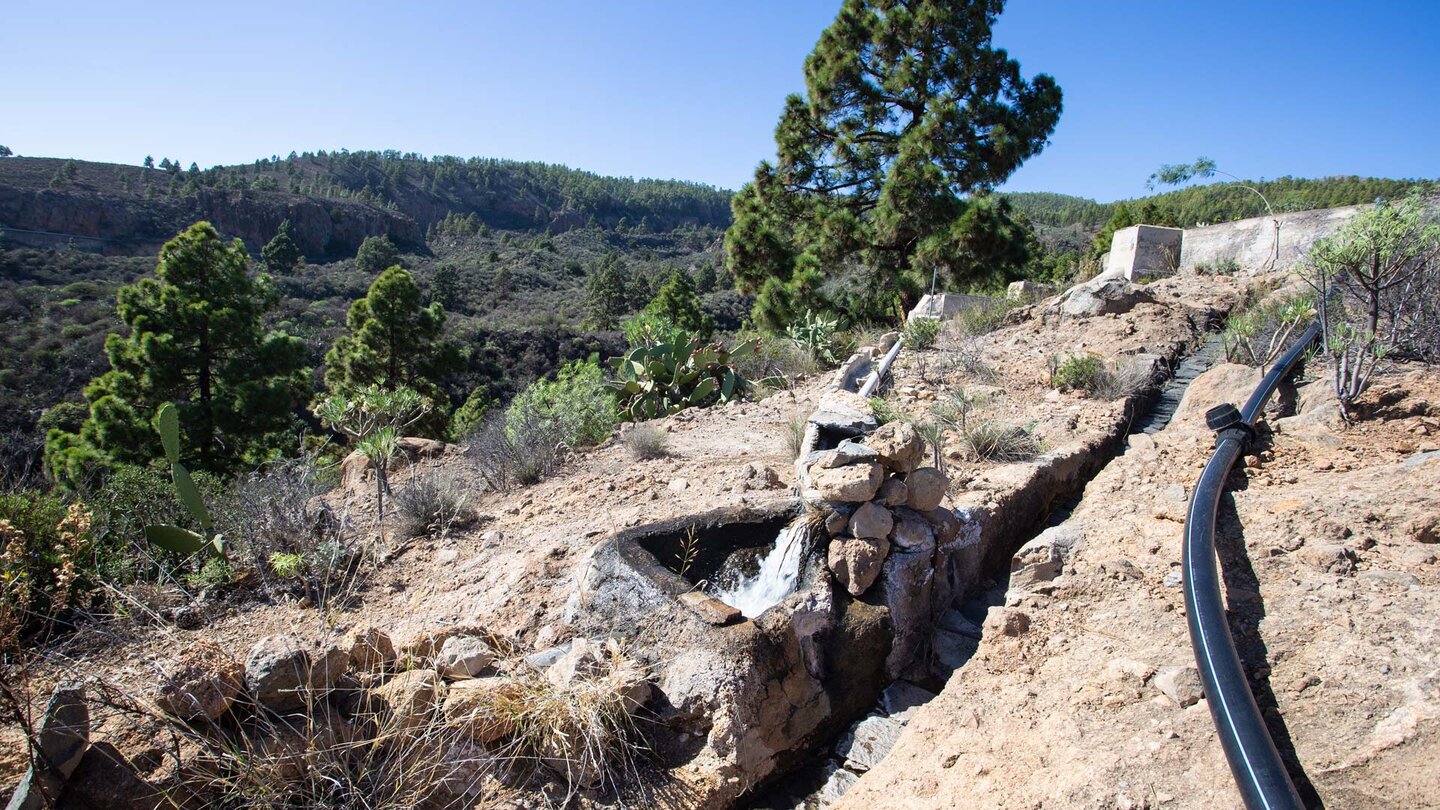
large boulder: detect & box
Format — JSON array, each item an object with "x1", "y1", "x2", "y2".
[
  {"x1": 867, "y1": 422, "x2": 925, "y2": 473},
  {"x1": 812, "y1": 461, "x2": 884, "y2": 503},
  {"x1": 1011, "y1": 523, "x2": 1084, "y2": 591},
  {"x1": 1056, "y1": 275, "x2": 1155, "y2": 318},
  {"x1": 828, "y1": 537, "x2": 890, "y2": 597},
  {"x1": 877, "y1": 536, "x2": 936, "y2": 679},
  {"x1": 156, "y1": 642, "x2": 245, "y2": 721}
]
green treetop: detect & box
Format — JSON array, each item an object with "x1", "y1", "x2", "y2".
[
  {"x1": 645, "y1": 268, "x2": 714, "y2": 339},
  {"x1": 45, "y1": 221, "x2": 308, "y2": 486},
  {"x1": 323, "y1": 266, "x2": 461, "y2": 434},
  {"x1": 584, "y1": 253, "x2": 631, "y2": 330},
  {"x1": 724, "y1": 0, "x2": 1062, "y2": 328},
  {"x1": 355, "y1": 234, "x2": 400, "y2": 276},
  {"x1": 261, "y1": 218, "x2": 303, "y2": 273}
]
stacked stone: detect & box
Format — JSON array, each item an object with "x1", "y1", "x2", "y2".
[{"x1": 807, "y1": 421, "x2": 970, "y2": 678}]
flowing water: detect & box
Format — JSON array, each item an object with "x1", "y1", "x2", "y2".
[{"x1": 714, "y1": 520, "x2": 806, "y2": 618}]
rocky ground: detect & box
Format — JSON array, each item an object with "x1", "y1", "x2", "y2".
[
  {"x1": 834, "y1": 364, "x2": 1440, "y2": 809},
  {"x1": 11, "y1": 267, "x2": 1438, "y2": 809}
]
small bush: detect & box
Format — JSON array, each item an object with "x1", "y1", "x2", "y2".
[
  {"x1": 467, "y1": 411, "x2": 560, "y2": 493},
  {"x1": 959, "y1": 421, "x2": 1041, "y2": 462},
  {"x1": 393, "y1": 470, "x2": 474, "y2": 539},
  {"x1": 1221, "y1": 293, "x2": 1315, "y2": 367},
  {"x1": 1196, "y1": 257, "x2": 1241, "y2": 276},
  {"x1": 506, "y1": 360, "x2": 617, "y2": 449},
  {"x1": 730, "y1": 333, "x2": 817, "y2": 388},
  {"x1": 786, "y1": 310, "x2": 846, "y2": 366},
  {"x1": 1051, "y1": 353, "x2": 1106, "y2": 392},
  {"x1": 904, "y1": 316, "x2": 942, "y2": 349},
  {"x1": 623, "y1": 424, "x2": 668, "y2": 460},
  {"x1": 1051, "y1": 354, "x2": 1155, "y2": 400},
  {"x1": 957, "y1": 298, "x2": 1017, "y2": 336},
  {"x1": 869, "y1": 396, "x2": 905, "y2": 426}
]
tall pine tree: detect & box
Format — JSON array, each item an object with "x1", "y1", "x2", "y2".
[
  {"x1": 322, "y1": 266, "x2": 460, "y2": 434},
  {"x1": 45, "y1": 222, "x2": 308, "y2": 485},
  {"x1": 724, "y1": 0, "x2": 1062, "y2": 327},
  {"x1": 584, "y1": 253, "x2": 630, "y2": 330}
]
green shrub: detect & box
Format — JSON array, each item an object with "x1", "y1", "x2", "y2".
[
  {"x1": 869, "y1": 396, "x2": 905, "y2": 426},
  {"x1": 1051, "y1": 354, "x2": 1106, "y2": 392},
  {"x1": 1221, "y1": 293, "x2": 1315, "y2": 366},
  {"x1": 393, "y1": 470, "x2": 474, "y2": 539},
  {"x1": 957, "y1": 298, "x2": 1017, "y2": 335},
  {"x1": 505, "y1": 360, "x2": 617, "y2": 448},
  {"x1": 903, "y1": 317, "x2": 942, "y2": 349},
  {"x1": 1196, "y1": 257, "x2": 1241, "y2": 275}
]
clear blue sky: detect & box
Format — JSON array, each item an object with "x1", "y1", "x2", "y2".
[{"x1": 4, "y1": 0, "x2": 1436, "y2": 202}]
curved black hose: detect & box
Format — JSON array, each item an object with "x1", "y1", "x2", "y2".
[{"x1": 1182, "y1": 320, "x2": 1320, "y2": 810}]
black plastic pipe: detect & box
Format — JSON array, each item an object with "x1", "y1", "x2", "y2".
[{"x1": 1182, "y1": 320, "x2": 1320, "y2": 810}]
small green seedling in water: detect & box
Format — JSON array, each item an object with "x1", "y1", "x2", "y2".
[{"x1": 144, "y1": 403, "x2": 226, "y2": 560}]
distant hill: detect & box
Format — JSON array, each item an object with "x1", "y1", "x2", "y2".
[{"x1": 0, "y1": 152, "x2": 732, "y2": 259}]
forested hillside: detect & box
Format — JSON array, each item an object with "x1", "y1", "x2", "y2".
[
  {"x1": 0, "y1": 152, "x2": 734, "y2": 475},
  {"x1": 1004, "y1": 175, "x2": 1435, "y2": 231}
]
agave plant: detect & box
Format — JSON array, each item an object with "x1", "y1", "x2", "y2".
[{"x1": 607, "y1": 328, "x2": 758, "y2": 421}]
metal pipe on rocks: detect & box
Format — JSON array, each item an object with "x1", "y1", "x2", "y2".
[
  {"x1": 858, "y1": 336, "x2": 904, "y2": 399},
  {"x1": 1182, "y1": 320, "x2": 1320, "y2": 810}
]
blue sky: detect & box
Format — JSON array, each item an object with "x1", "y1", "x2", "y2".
[{"x1": 4, "y1": 0, "x2": 1436, "y2": 202}]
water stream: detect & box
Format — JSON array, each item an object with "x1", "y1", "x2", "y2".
[{"x1": 714, "y1": 520, "x2": 806, "y2": 618}]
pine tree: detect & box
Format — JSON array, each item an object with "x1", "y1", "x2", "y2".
[
  {"x1": 44, "y1": 222, "x2": 308, "y2": 485},
  {"x1": 646, "y1": 269, "x2": 714, "y2": 339},
  {"x1": 584, "y1": 253, "x2": 630, "y2": 330},
  {"x1": 261, "y1": 219, "x2": 303, "y2": 273},
  {"x1": 322, "y1": 266, "x2": 461, "y2": 434},
  {"x1": 724, "y1": 0, "x2": 1061, "y2": 327},
  {"x1": 355, "y1": 234, "x2": 399, "y2": 275},
  {"x1": 430, "y1": 263, "x2": 461, "y2": 311}
]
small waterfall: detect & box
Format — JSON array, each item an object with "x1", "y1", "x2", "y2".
[{"x1": 714, "y1": 520, "x2": 807, "y2": 618}]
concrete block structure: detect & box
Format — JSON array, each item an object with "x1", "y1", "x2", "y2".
[
  {"x1": 906, "y1": 293, "x2": 996, "y2": 323},
  {"x1": 1104, "y1": 224, "x2": 1184, "y2": 279}
]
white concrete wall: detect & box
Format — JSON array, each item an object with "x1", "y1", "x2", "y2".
[{"x1": 1177, "y1": 205, "x2": 1365, "y2": 273}]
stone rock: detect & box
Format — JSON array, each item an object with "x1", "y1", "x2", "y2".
[
  {"x1": 889, "y1": 508, "x2": 936, "y2": 551},
  {"x1": 824, "y1": 506, "x2": 854, "y2": 538},
  {"x1": 680, "y1": 591, "x2": 744, "y2": 625},
  {"x1": 937, "y1": 608, "x2": 984, "y2": 640},
  {"x1": 443, "y1": 677, "x2": 526, "y2": 744},
  {"x1": 735, "y1": 462, "x2": 783, "y2": 491},
  {"x1": 1056, "y1": 276, "x2": 1155, "y2": 318},
  {"x1": 817, "y1": 441, "x2": 880, "y2": 469},
  {"x1": 880, "y1": 680, "x2": 937, "y2": 723},
  {"x1": 525, "y1": 645, "x2": 569, "y2": 670},
  {"x1": 308, "y1": 644, "x2": 350, "y2": 692},
  {"x1": 812, "y1": 461, "x2": 884, "y2": 503},
  {"x1": 837, "y1": 714, "x2": 904, "y2": 772},
  {"x1": 6, "y1": 686, "x2": 88, "y2": 810},
  {"x1": 398, "y1": 625, "x2": 487, "y2": 661},
  {"x1": 811, "y1": 392, "x2": 880, "y2": 438},
  {"x1": 904, "y1": 468, "x2": 947, "y2": 511},
  {"x1": 533, "y1": 622, "x2": 576, "y2": 650},
  {"x1": 1296, "y1": 543, "x2": 1358, "y2": 574},
  {"x1": 815, "y1": 760, "x2": 861, "y2": 804},
  {"x1": 546, "y1": 638, "x2": 608, "y2": 689},
  {"x1": 245, "y1": 636, "x2": 312, "y2": 711},
  {"x1": 348, "y1": 627, "x2": 396, "y2": 671},
  {"x1": 984, "y1": 606, "x2": 1031, "y2": 637},
  {"x1": 878, "y1": 476, "x2": 908, "y2": 507},
  {"x1": 436, "y1": 635, "x2": 497, "y2": 679},
  {"x1": 339, "y1": 451, "x2": 371, "y2": 488},
  {"x1": 56, "y1": 741, "x2": 162, "y2": 810},
  {"x1": 1007, "y1": 280, "x2": 1057, "y2": 301},
  {"x1": 1171, "y1": 364, "x2": 1266, "y2": 429},
  {"x1": 933, "y1": 627, "x2": 980, "y2": 671},
  {"x1": 849, "y1": 502, "x2": 894, "y2": 540},
  {"x1": 923, "y1": 507, "x2": 964, "y2": 547},
  {"x1": 1155, "y1": 666, "x2": 1204, "y2": 707},
  {"x1": 668, "y1": 478, "x2": 689, "y2": 492},
  {"x1": 368, "y1": 669, "x2": 447, "y2": 732},
  {"x1": 156, "y1": 642, "x2": 245, "y2": 721},
  {"x1": 397, "y1": 436, "x2": 449, "y2": 460},
  {"x1": 828, "y1": 537, "x2": 891, "y2": 597},
  {"x1": 867, "y1": 422, "x2": 925, "y2": 473},
  {"x1": 1011, "y1": 524, "x2": 1084, "y2": 591},
  {"x1": 877, "y1": 540, "x2": 936, "y2": 678}
]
